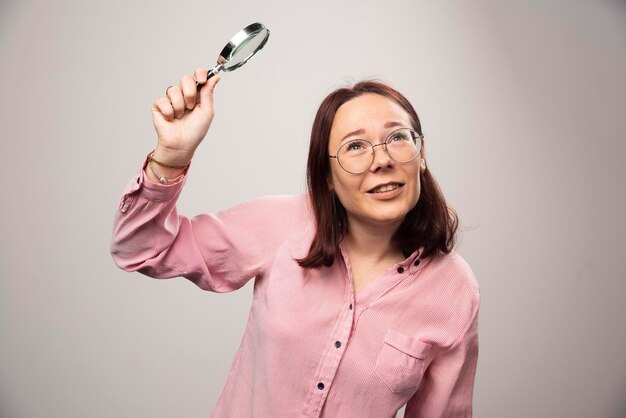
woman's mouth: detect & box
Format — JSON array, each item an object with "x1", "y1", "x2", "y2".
[{"x1": 367, "y1": 182, "x2": 404, "y2": 194}]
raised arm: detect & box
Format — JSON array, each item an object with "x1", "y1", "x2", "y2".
[
  {"x1": 111, "y1": 160, "x2": 308, "y2": 292},
  {"x1": 111, "y1": 68, "x2": 310, "y2": 291}
]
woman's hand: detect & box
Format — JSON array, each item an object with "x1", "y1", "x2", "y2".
[{"x1": 151, "y1": 68, "x2": 221, "y2": 164}]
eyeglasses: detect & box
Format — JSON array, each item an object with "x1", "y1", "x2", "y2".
[{"x1": 328, "y1": 128, "x2": 423, "y2": 174}]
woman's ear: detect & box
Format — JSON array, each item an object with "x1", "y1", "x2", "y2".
[{"x1": 419, "y1": 143, "x2": 427, "y2": 173}]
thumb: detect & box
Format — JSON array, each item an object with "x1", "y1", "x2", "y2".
[{"x1": 198, "y1": 74, "x2": 221, "y2": 110}]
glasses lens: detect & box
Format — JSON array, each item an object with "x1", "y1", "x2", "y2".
[
  {"x1": 337, "y1": 139, "x2": 373, "y2": 173},
  {"x1": 386, "y1": 129, "x2": 420, "y2": 162}
]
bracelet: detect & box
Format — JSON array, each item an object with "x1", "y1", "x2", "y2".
[
  {"x1": 148, "y1": 151, "x2": 191, "y2": 169},
  {"x1": 148, "y1": 158, "x2": 186, "y2": 184}
]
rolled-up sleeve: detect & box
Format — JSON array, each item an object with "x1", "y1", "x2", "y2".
[
  {"x1": 110, "y1": 150, "x2": 309, "y2": 292},
  {"x1": 404, "y1": 304, "x2": 480, "y2": 418}
]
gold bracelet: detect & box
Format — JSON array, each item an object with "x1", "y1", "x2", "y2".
[
  {"x1": 148, "y1": 159, "x2": 186, "y2": 184},
  {"x1": 149, "y1": 151, "x2": 191, "y2": 169}
]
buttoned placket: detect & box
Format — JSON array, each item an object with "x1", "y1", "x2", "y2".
[
  {"x1": 301, "y1": 246, "x2": 423, "y2": 417},
  {"x1": 302, "y1": 259, "x2": 356, "y2": 418},
  {"x1": 349, "y1": 250, "x2": 424, "y2": 335}
]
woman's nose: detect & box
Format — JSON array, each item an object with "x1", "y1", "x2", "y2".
[{"x1": 369, "y1": 143, "x2": 395, "y2": 172}]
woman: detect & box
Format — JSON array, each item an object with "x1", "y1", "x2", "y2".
[{"x1": 111, "y1": 68, "x2": 480, "y2": 417}]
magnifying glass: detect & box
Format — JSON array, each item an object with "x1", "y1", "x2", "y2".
[{"x1": 197, "y1": 22, "x2": 270, "y2": 88}]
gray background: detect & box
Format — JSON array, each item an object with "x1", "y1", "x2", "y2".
[{"x1": 1, "y1": 0, "x2": 625, "y2": 417}]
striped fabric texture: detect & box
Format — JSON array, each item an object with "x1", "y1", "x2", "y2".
[{"x1": 110, "y1": 151, "x2": 480, "y2": 418}]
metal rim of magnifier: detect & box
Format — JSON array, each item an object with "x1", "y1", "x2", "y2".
[{"x1": 212, "y1": 23, "x2": 270, "y2": 75}]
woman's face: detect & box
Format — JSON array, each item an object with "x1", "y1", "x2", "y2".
[{"x1": 328, "y1": 93, "x2": 425, "y2": 232}]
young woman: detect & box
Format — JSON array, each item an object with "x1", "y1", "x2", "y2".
[{"x1": 111, "y1": 68, "x2": 480, "y2": 417}]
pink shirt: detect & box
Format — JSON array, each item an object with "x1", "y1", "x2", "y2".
[{"x1": 111, "y1": 152, "x2": 480, "y2": 418}]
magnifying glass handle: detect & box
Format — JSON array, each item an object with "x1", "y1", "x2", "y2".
[{"x1": 196, "y1": 63, "x2": 224, "y2": 90}]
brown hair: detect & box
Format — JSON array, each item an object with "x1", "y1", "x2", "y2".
[{"x1": 297, "y1": 80, "x2": 459, "y2": 268}]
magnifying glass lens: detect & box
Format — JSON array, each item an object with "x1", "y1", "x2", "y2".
[
  {"x1": 203, "y1": 23, "x2": 270, "y2": 82},
  {"x1": 224, "y1": 28, "x2": 269, "y2": 70}
]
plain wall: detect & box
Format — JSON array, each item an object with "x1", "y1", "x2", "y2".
[{"x1": 1, "y1": 0, "x2": 625, "y2": 417}]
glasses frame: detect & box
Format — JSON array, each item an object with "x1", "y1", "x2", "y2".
[{"x1": 328, "y1": 128, "x2": 424, "y2": 174}]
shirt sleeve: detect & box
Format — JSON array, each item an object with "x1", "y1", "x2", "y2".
[
  {"x1": 110, "y1": 150, "x2": 309, "y2": 292},
  {"x1": 404, "y1": 304, "x2": 480, "y2": 418}
]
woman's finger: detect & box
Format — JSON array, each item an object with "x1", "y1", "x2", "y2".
[
  {"x1": 180, "y1": 74, "x2": 197, "y2": 109},
  {"x1": 198, "y1": 74, "x2": 221, "y2": 109},
  {"x1": 194, "y1": 67, "x2": 209, "y2": 85},
  {"x1": 166, "y1": 85, "x2": 186, "y2": 119},
  {"x1": 153, "y1": 96, "x2": 175, "y2": 122}
]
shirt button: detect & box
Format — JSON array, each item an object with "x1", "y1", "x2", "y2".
[
  {"x1": 349, "y1": 303, "x2": 352, "y2": 310},
  {"x1": 317, "y1": 382, "x2": 325, "y2": 390},
  {"x1": 136, "y1": 177, "x2": 140, "y2": 184},
  {"x1": 414, "y1": 259, "x2": 421, "y2": 266},
  {"x1": 335, "y1": 341, "x2": 341, "y2": 348},
  {"x1": 397, "y1": 266, "x2": 405, "y2": 273}
]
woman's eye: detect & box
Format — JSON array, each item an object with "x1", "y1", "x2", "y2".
[
  {"x1": 391, "y1": 132, "x2": 410, "y2": 142},
  {"x1": 346, "y1": 141, "x2": 366, "y2": 152}
]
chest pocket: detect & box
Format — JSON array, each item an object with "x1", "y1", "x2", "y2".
[{"x1": 374, "y1": 328, "x2": 432, "y2": 394}]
